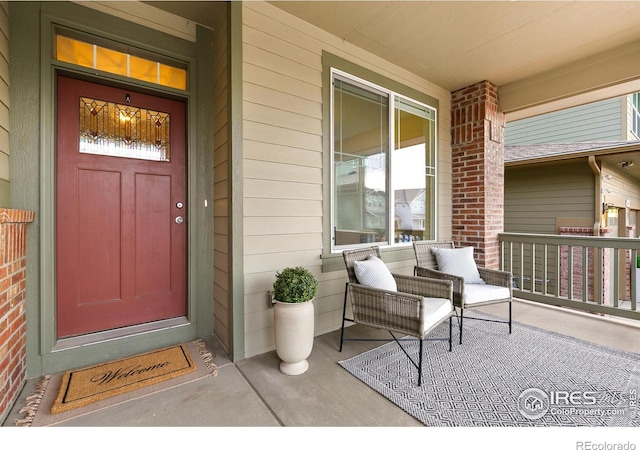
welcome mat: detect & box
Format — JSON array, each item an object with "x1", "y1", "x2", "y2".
[
  {"x1": 339, "y1": 312, "x2": 640, "y2": 427},
  {"x1": 16, "y1": 340, "x2": 217, "y2": 426},
  {"x1": 51, "y1": 344, "x2": 196, "y2": 414}
]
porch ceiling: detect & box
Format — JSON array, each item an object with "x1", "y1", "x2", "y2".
[
  {"x1": 269, "y1": 1, "x2": 640, "y2": 93},
  {"x1": 146, "y1": 1, "x2": 640, "y2": 117}
]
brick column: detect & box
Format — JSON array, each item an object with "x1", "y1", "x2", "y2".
[
  {"x1": 451, "y1": 81, "x2": 505, "y2": 269},
  {"x1": 0, "y1": 209, "x2": 35, "y2": 423}
]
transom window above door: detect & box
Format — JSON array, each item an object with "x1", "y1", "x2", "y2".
[
  {"x1": 332, "y1": 70, "x2": 437, "y2": 251},
  {"x1": 55, "y1": 31, "x2": 187, "y2": 90}
]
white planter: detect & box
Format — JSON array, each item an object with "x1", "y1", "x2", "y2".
[{"x1": 274, "y1": 299, "x2": 314, "y2": 375}]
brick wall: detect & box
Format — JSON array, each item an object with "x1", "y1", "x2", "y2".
[
  {"x1": 0, "y1": 208, "x2": 35, "y2": 423},
  {"x1": 624, "y1": 225, "x2": 635, "y2": 300},
  {"x1": 451, "y1": 81, "x2": 505, "y2": 268}
]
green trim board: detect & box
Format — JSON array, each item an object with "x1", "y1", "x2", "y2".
[
  {"x1": 194, "y1": 24, "x2": 215, "y2": 339},
  {"x1": 9, "y1": 0, "x2": 43, "y2": 378},
  {"x1": 229, "y1": 0, "x2": 245, "y2": 362},
  {"x1": 0, "y1": 179, "x2": 10, "y2": 208}
]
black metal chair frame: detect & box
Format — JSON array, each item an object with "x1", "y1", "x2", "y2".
[{"x1": 340, "y1": 246, "x2": 454, "y2": 386}]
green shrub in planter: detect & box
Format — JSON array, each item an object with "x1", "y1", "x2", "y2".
[
  {"x1": 637, "y1": 255, "x2": 640, "y2": 269},
  {"x1": 273, "y1": 266, "x2": 318, "y2": 303}
]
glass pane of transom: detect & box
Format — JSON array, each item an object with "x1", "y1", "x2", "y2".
[
  {"x1": 159, "y1": 64, "x2": 188, "y2": 91},
  {"x1": 56, "y1": 34, "x2": 93, "y2": 68},
  {"x1": 96, "y1": 46, "x2": 127, "y2": 77},
  {"x1": 130, "y1": 55, "x2": 158, "y2": 85},
  {"x1": 55, "y1": 33, "x2": 187, "y2": 91}
]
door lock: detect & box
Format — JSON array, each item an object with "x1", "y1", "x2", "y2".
[{"x1": 175, "y1": 216, "x2": 184, "y2": 224}]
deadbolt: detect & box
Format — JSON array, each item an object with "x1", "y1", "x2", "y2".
[{"x1": 176, "y1": 202, "x2": 184, "y2": 209}]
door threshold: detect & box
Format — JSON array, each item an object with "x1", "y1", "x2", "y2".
[{"x1": 53, "y1": 317, "x2": 190, "y2": 351}]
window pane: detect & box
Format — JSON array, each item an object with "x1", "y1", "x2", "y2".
[
  {"x1": 130, "y1": 56, "x2": 158, "y2": 85},
  {"x1": 56, "y1": 34, "x2": 93, "y2": 68},
  {"x1": 334, "y1": 78, "x2": 389, "y2": 247},
  {"x1": 96, "y1": 46, "x2": 127, "y2": 77},
  {"x1": 393, "y1": 98, "x2": 436, "y2": 243},
  {"x1": 159, "y1": 64, "x2": 187, "y2": 91}
]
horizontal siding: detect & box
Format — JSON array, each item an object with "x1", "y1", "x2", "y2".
[
  {"x1": 243, "y1": 100, "x2": 321, "y2": 136},
  {"x1": 243, "y1": 120, "x2": 322, "y2": 151},
  {"x1": 505, "y1": 97, "x2": 623, "y2": 145},
  {"x1": 505, "y1": 161, "x2": 594, "y2": 234},
  {"x1": 241, "y1": 2, "x2": 453, "y2": 357},
  {"x1": 244, "y1": 161, "x2": 321, "y2": 187},
  {"x1": 244, "y1": 178, "x2": 321, "y2": 200},
  {"x1": 244, "y1": 216, "x2": 322, "y2": 236},
  {"x1": 244, "y1": 140, "x2": 322, "y2": 167}
]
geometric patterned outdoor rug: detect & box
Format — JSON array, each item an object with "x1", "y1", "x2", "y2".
[
  {"x1": 15, "y1": 339, "x2": 218, "y2": 426},
  {"x1": 339, "y1": 312, "x2": 640, "y2": 427}
]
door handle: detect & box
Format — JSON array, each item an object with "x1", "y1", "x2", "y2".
[{"x1": 175, "y1": 216, "x2": 184, "y2": 224}]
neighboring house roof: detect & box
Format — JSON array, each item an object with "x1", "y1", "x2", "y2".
[{"x1": 505, "y1": 140, "x2": 640, "y2": 165}]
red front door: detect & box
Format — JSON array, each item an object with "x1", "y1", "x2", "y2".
[{"x1": 56, "y1": 75, "x2": 187, "y2": 338}]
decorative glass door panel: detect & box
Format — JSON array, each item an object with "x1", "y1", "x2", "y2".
[{"x1": 79, "y1": 97, "x2": 170, "y2": 162}]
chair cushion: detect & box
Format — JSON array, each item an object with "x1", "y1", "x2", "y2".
[
  {"x1": 463, "y1": 284, "x2": 511, "y2": 305},
  {"x1": 420, "y1": 297, "x2": 452, "y2": 335},
  {"x1": 353, "y1": 255, "x2": 397, "y2": 291},
  {"x1": 431, "y1": 246, "x2": 484, "y2": 284}
]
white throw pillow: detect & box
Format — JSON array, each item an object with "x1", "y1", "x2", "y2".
[
  {"x1": 353, "y1": 256, "x2": 397, "y2": 291},
  {"x1": 431, "y1": 246, "x2": 485, "y2": 284}
]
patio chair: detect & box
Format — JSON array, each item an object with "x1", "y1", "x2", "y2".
[
  {"x1": 413, "y1": 241, "x2": 512, "y2": 344},
  {"x1": 340, "y1": 246, "x2": 454, "y2": 386}
]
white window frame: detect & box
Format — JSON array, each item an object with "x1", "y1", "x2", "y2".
[
  {"x1": 632, "y1": 92, "x2": 640, "y2": 138},
  {"x1": 330, "y1": 68, "x2": 438, "y2": 253}
]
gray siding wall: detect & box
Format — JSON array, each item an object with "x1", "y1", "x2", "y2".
[
  {"x1": 505, "y1": 161, "x2": 595, "y2": 234},
  {"x1": 0, "y1": 2, "x2": 9, "y2": 206},
  {"x1": 505, "y1": 97, "x2": 624, "y2": 145}
]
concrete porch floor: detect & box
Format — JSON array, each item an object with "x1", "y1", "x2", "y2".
[{"x1": 2, "y1": 299, "x2": 639, "y2": 440}]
